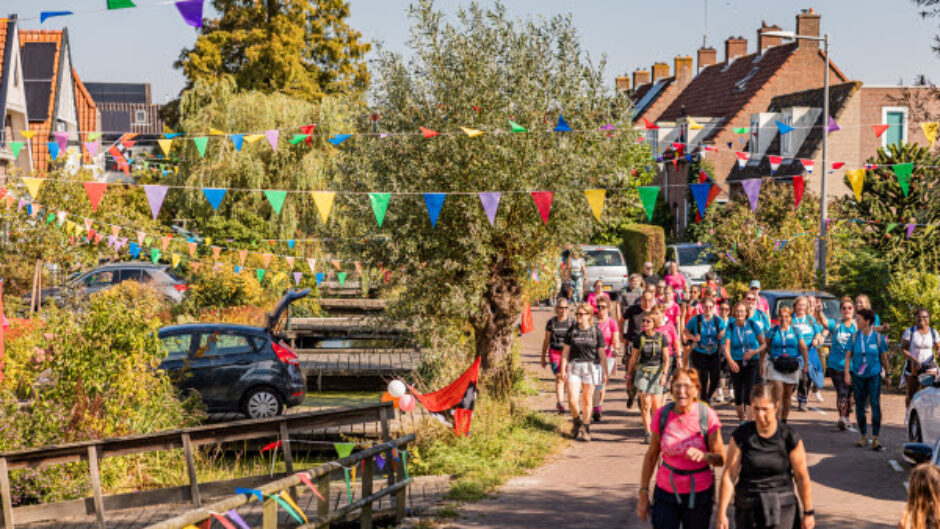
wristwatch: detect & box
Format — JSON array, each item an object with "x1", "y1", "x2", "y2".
[{"x1": 804, "y1": 510, "x2": 815, "y2": 517}]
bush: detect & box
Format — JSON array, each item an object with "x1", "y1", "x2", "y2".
[
  {"x1": 617, "y1": 224, "x2": 665, "y2": 274},
  {"x1": 883, "y1": 270, "x2": 940, "y2": 341}
]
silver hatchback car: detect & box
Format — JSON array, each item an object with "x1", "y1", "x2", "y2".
[
  {"x1": 580, "y1": 245, "x2": 629, "y2": 292},
  {"x1": 27, "y1": 263, "x2": 189, "y2": 306}
]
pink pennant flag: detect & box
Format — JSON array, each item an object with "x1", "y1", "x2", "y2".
[
  {"x1": 137, "y1": 231, "x2": 146, "y2": 245},
  {"x1": 740, "y1": 179, "x2": 761, "y2": 212},
  {"x1": 800, "y1": 159, "x2": 814, "y2": 173},
  {"x1": 907, "y1": 223, "x2": 916, "y2": 238},
  {"x1": 306, "y1": 258, "x2": 316, "y2": 273},
  {"x1": 187, "y1": 241, "x2": 197, "y2": 258},
  {"x1": 285, "y1": 256, "x2": 295, "y2": 269},
  {"x1": 84, "y1": 218, "x2": 93, "y2": 231},
  {"x1": 54, "y1": 131, "x2": 68, "y2": 151},
  {"x1": 262, "y1": 253, "x2": 273, "y2": 268},
  {"x1": 143, "y1": 185, "x2": 169, "y2": 220},
  {"x1": 793, "y1": 175, "x2": 805, "y2": 209},
  {"x1": 530, "y1": 191, "x2": 554, "y2": 225},
  {"x1": 768, "y1": 155, "x2": 782, "y2": 174},
  {"x1": 265, "y1": 130, "x2": 279, "y2": 151},
  {"x1": 478, "y1": 192, "x2": 501, "y2": 226},
  {"x1": 293, "y1": 272, "x2": 302, "y2": 285},
  {"x1": 238, "y1": 250, "x2": 248, "y2": 266},
  {"x1": 212, "y1": 246, "x2": 221, "y2": 259},
  {"x1": 84, "y1": 141, "x2": 100, "y2": 157},
  {"x1": 735, "y1": 151, "x2": 749, "y2": 169}
]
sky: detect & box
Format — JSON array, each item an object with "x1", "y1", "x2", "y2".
[{"x1": 3, "y1": 0, "x2": 939, "y2": 102}]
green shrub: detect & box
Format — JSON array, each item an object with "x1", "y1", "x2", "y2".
[{"x1": 619, "y1": 224, "x2": 665, "y2": 274}]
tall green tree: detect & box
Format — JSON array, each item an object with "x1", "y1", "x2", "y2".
[
  {"x1": 176, "y1": 0, "x2": 370, "y2": 101},
  {"x1": 334, "y1": 1, "x2": 649, "y2": 375}
]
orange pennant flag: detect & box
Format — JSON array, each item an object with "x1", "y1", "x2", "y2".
[
  {"x1": 187, "y1": 242, "x2": 197, "y2": 258},
  {"x1": 161, "y1": 236, "x2": 171, "y2": 252},
  {"x1": 238, "y1": 250, "x2": 248, "y2": 266},
  {"x1": 330, "y1": 259, "x2": 341, "y2": 270},
  {"x1": 212, "y1": 246, "x2": 221, "y2": 260},
  {"x1": 262, "y1": 253, "x2": 273, "y2": 268},
  {"x1": 420, "y1": 127, "x2": 439, "y2": 138}
]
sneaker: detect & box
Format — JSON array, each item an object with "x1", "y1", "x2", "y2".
[
  {"x1": 556, "y1": 403, "x2": 566, "y2": 415},
  {"x1": 797, "y1": 401, "x2": 807, "y2": 412},
  {"x1": 856, "y1": 436, "x2": 869, "y2": 448},
  {"x1": 643, "y1": 432, "x2": 651, "y2": 445},
  {"x1": 837, "y1": 417, "x2": 846, "y2": 431},
  {"x1": 570, "y1": 417, "x2": 582, "y2": 439},
  {"x1": 592, "y1": 407, "x2": 601, "y2": 423},
  {"x1": 871, "y1": 437, "x2": 884, "y2": 451},
  {"x1": 815, "y1": 391, "x2": 824, "y2": 402},
  {"x1": 716, "y1": 389, "x2": 725, "y2": 402},
  {"x1": 581, "y1": 424, "x2": 592, "y2": 442},
  {"x1": 728, "y1": 390, "x2": 735, "y2": 402}
]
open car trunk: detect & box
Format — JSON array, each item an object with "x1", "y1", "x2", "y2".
[{"x1": 265, "y1": 289, "x2": 311, "y2": 336}]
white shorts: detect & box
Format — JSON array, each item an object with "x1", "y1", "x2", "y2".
[
  {"x1": 765, "y1": 357, "x2": 801, "y2": 385},
  {"x1": 568, "y1": 361, "x2": 602, "y2": 386},
  {"x1": 596, "y1": 357, "x2": 616, "y2": 389}
]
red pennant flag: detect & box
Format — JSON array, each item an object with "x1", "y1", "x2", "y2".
[
  {"x1": 698, "y1": 170, "x2": 709, "y2": 184},
  {"x1": 520, "y1": 302, "x2": 534, "y2": 334},
  {"x1": 832, "y1": 162, "x2": 845, "y2": 170},
  {"x1": 410, "y1": 357, "x2": 481, "y2": 437},
  {"x1": 261, "y1": 440, "x2": 283, "y2": 452},
  {"x1": 121, "y1": 140, "x2": 136, "y2": 149},
  {"x1": 671, "y1": 158, "x2": 679, "y2": 170},
  {"x1": 420, "y1": 127, "x2": 440, "y2": 138},
  {"x1": 793, "y1": 175, "x2": 805, "y2": 209},
  {"x1": 768, "y1": 155, "x2": 783, "y2": 173},
  {"x1": 706, "y1": 184, "x2": 722, "y2": 206},
  {"x1": 531, "y1": 191, "x2": 554, "y2": 225},
  {"x1": 735, "y1": 151, "x2": 749, "y2": 169},
  {"x1": 643, "y1": 118, "x2": 659, "y2": 130},
  {"x1": 873, "y1": 124, "x2": 890, "y2": 138},
  {"x1": 107, "y1": 144, "x2": 130, "y2": 176},
  {"x1": 82, "y1": 182, "x2": 108, "y2": 212},
  {"x1": 800, "y1": 159, "x2": 815, "y2": 173},
  {"x1": 704, "y1": 146, "x2": 718, "y2": 152},
  {"x1": 300, "y1": 124, "x2": 316, "y2": 146}
]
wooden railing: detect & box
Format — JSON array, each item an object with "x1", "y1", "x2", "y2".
[
  {"x1": 145, "y1": 434, "x2": 415, "y2": 529},
  {"x1": 0, "y1": 403, "x2": 394, "y2": 529}
]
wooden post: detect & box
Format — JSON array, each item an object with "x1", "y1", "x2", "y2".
[
  {"x1": 29, "y1": 259, "x2": 40, "y2": 314},
  {"x1": 181, "y1": 433, "x2": 201, "y2": 507},
  {"x1": 393, "y1": 448, "x2": 406, "y2": 523},
  {"x1": 0, "y1": 458, "x2": 14, "y2": 529},
  {"x1": 278, "y1": 422, "x2": 296, "y2": 500},
  {"x1": 86, "y1": 446, "x2": 106, "y2": 529},
  {"x1": 316, "y1": 474, "x2": 330, "y2": 520},
  {"x1": 359, "y1": 458, "x2": 373, "y2": 529},
  {"x1": 262, "y1": 496, "x2": 278, "y2": 529},
  {"x1": 379, "y1": 407, "x2": 390, "y2": 443}
]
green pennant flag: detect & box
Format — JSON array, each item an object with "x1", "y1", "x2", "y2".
[
  {"x1": 289, "y1": 134, "x2": 310, "y2": 145},
  {"x1": 263, "y1": 190, "x2": 287, "y2": 215},
  {"x1": 268, "y1": 494, "x2": 304, "y2": 524},
  {"x1": 886, "y1": 223, "x2": 899, "y2": 234},
  {"x1": 144, "y1": 236, "x2": 153, "y2": 246},
  {"x1": 107, "y1": 0, "x2": 136, "y2": 8},
  {"x1": 337, "y1": 272, "x2": 347, "y2": 287},
  {"x1": 343, "y1": 467, "x2": 353, "y2": 504},
  {"x1": 256, "y1": 268, "x2": 266, "y2": 282},
  {"x1": 369, "y1": 193, "x2": 391, "y2": 227},
  {"x1": 9, "y1": 141, "x2": 24, "y2": 159},
  {"x1": 334, "y1": 442, "x2": 355, "y2": 458},
  {"x1": 508, "y1": 120, "x2": 527, "y2": 133},
  {"x1": 192, "y1": 137, "x2": 208, "y2": 158},
  {"x1": 637, "y1": 186, "x2": 659, "y2": 222},
  {"x1": 46, "y1": 212, "x2": 55, "y2": 225},
  {"x1": 733, "y1": 127, "x2": 750, "y2": 134},
  {"x1": 151, "y1": 248, "x2": 161, "y2": 264},
  {"x1": 892, "y1": 162, "x2": 913, "y2": 197}
]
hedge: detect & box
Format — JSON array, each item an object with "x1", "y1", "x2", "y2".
[{"x1": 620, "y1": 224, "x2": 665, "y2": 274}]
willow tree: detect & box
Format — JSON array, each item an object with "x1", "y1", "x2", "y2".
[{"x1": 333, "y1": 1, "x2": 650, "y2": 375}]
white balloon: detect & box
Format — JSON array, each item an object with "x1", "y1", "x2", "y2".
[{"x1": 388, "y1": 379, "x2": 406, "y2": 398}]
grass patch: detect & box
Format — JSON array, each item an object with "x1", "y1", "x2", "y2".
[{"x1": 436, "y1": 505, "x2": 460, "y2": 518}]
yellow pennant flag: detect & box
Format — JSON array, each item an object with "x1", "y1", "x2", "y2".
[
  {"x1": 157, "y1": 139, "x2": 173, "y2": 156},
  {"x1": 460, "y1": 127, "x2": 484, "y2": 137},
  {"x1": 846, "y1": 169, "x2": 866, "y2": 202},
  {"x1": 208, "y1": 128, "x2": 226, "y2": 136},
  {"x1": 312, "y1": 191, "x2": 336, "y2": 224},
  {"x1": 687, "y1": 117, "x2": 704, "y2": 130},
  {"x1": 171, "y1": 253, "x2": 182, "y2": 268},
  {"x1": 584, "y1": 189, "x2": 606, "y2": 222},
  {"x1": 922, "y1": 122, "x2": 938, "y2": 147},
  {"x1": 244, "y1": 134, "x2": 265, "y2": 143},
  {"x1": 20, "y1": 130, "x2": 35, "y2": 140},
  {"x1": 22, "y1": 177, "x2": 44, "y2": 198},
  {"x1": 279, "y1": 491, "x2": 308, "y2": 523},
  {"x1": 331, "y1": 259, "x2": 342, "y2": 270}
]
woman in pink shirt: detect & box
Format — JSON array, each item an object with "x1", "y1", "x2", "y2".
[
  {"x1": 663, "y1": 285, "x2": 682, "y2": 334},
  {"x1": 638, "y1": 368, "x2": 725, "y2": 528},
  {"x1": 653, "y1": 305, "x2": 682, "y2": 370},
  {"x1": 664, "y1": 262, "x2": 688, "y2": 300},
  {"x1": 592, "y1": 295, "x2": 620, "y2": 422},
  {"x1": 585, "y1": 280, "x2": 606, "y2": 314}
]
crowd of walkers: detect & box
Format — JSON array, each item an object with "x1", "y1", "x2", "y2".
[{"x1": 539, "y1": 259, "x2": 940, "y2": 529}]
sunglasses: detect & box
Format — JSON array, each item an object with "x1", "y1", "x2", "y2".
[
  {"x1": 577, "y1": 312, "x2": 590, "y2": 316},
  {"x1": 750, "y1": 287, "x2": 760, "y2": 290},
  {"x1": 841, "y1": 306, "x2": 853, "y2": 310}
]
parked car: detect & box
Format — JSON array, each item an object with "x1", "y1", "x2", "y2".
[
  {"x1": 157, "y1": 289, "x2": 310, "y2": 419},
  {"x1": 760, "y1": 290, "x2": 839, "y2": 347},
  {"x1": 665, "y1": 243, "x2": 717, "y2": 285},
  {"x1": 579, "y1": 245, "x2": 629, "y2": 292},
  {"x1": 905, "y1": 374, "x2": 940, "y2": 467},
  {"x1": 26, "y1": 263, "x2": 188, "y2": 306}
]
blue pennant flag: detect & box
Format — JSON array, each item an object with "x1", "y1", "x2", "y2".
[
  {"x1": 235, "y1": 488, "x2": 264, "y2": 503},
  {"x1": 423, "y1": 193, "x2": 446, "y2": 228},
  {"x1": 40, "y1": 11, "x2": 73, "y2": 23},
  {"x1": 287, "y1": 239, "x2": 296, "y2": 249},
  {"x1": 202, "y1": 188, "x2": 227, "y2": 211},
  {"x1": 164, "y1": 133, "x2": 183, "y2": 139},
  {"x1": 689, "y1": 183, "x2": 712, "y2": 219},
  {"x1": 315, "y1": 272, "x2": 325, "y2": 286},
  {"x1": 775, "y1": 120, "x2": 795, "y2": 135},
  {"x1": 229, "y1": 134, "x2": 244, "y2": 151},
  {"x1": 129, "y1": 242, "x2": 141, "y2": 259},
  {"x1": 47, "y1": 142, "x2": 60, "y2": 160},
  {"x1": 554, "y1": 114, "x2": 572, "y2": 132},
  {"x1": 234, "y1": 265, "x2": 242, "y2": 274},
  {"x1": 328, "y1": 134, "x2": 352, "y2": 146}
]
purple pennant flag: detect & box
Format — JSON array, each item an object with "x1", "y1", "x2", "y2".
[
  {"x1": 907, "y1": 223, "x2": 916, "y2": 238},
  {"x1": 740, "y1": 179, "x2": 761, "y2": 212},
  {"x1": 118, "y1": 237, "x2": 128, "y2": 250},
  {"x1": 293, "y1": 271, "x2": 302, "y2": 285},
  {"x1": 143, "y1": 185, "x2": 169, "y2": 220},
  {"x1": 84, "y1": 141, "x2": 100, "y2": 157},
  {"x1": 107, "y1": 235, "x2": 117, "y2": 249},
  {"x1": 599, "y1": 123, "x2": 616, "y2": 131},
  {"x1": 374, "y1": 454, "x2": 386, "y2": 471},
  {"x1": 478, "y1": 192, "x2": 501, "y2": 226},
  {"x1": 226, "y1": 509, "x2": 251, "y2": 529},
  {"x1": 174, "y1": 0, "x2": 204, "y2": 27},
  {"x1": 54, "y1": 131, "x2": 68, "y2": 151},
  {"x1": 265, "y1": 129, "x2": 279, "y2": 151},
  {"x1": 827, "y1": 116, "x2": 840, "y2": 133},
  {"x1": 17, "y1": 198, "x2": 27, "y2": 211}
]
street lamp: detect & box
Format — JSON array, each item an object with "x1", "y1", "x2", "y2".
[{"x1": 763, "y1": 30, "x2": 831, "y2": 287}]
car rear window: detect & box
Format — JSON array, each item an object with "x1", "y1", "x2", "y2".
[
  {"x1": 195, "y1": 332, "x2": 255, "y2": 358},
  {"x1": 584, "y1": 250, "x2": 624, "y2": 267},
  {"x1": 773, "y1": 297, "x2": 840, "y2": 323},
  {"x1": 161, "y1": 334, "x2": 192, "y2": 361},
  {"x1": 677, "y1": 245, "x2": 717, "y2": 266},
  {"x1": 160, "y1": 268, "x2": 185, "y2": 282}
]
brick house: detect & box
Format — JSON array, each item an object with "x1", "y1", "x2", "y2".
[{"x1": 0, "y1": 16, "x2": 31, "y2": 175}]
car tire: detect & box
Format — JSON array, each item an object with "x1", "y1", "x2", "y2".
[
  {"x1": 909, "y1": 412, "x2": 923, "y2": 443},
  {"x1": 242, "y1": 387, "x2": 284, "y2": 419}
]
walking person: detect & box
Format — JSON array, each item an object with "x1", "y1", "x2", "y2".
[
  {"x1": 566, "y1": 250, "x2": 587, "y2": 303},
  {"x1": 541, "y1": 298, "x2": 574, "y2": 414},
  {"x1": 901, "y1": 309, "x2": 940, "y2": 407},
  {"x1": 765, "y1": 306, "x2": 809, "y2": 422},
  {"x1": 855, "y1": 294, "x2": 888, "y2": 332},
  {"x1": 664, "y1": 262, "x2": 688, "y2": 302},
  {"x1": 627, "y1": 312, "x2": 671, "y2": 444},
  {"x1": 624, "y1": 291, "x2": 657, "y2": 409},
  {"x1": 724, "y1": 302, "x2": 767, "y2": 422},
  {"x1": 586, "y1": 280, "x2": 607, "y2": 314},
  {"x1": 748, "y1": 280, "x2": 771, "y2": 316},
  {"x1": 716, "y1": 299, "x2": 734, "y2": 403},
  {"x1": 593, "y1": 295, "x2": 620, "y2": 422},
  {"x1": 815, "y1": 297, "x2": 857, "y2": 430},
  {"x1": 717, "y1": 383, "x2": 815, "y2": 529},
  {"x1": 683, "y1": 285, "x2": 703, "y2": 326},
  {"x1": 663, "y1": 285, "x2": 682, "y2": 334},
  {"x1": 654, "y1": 304, "x2": 681, "y2": 371},
  {"x1": 638, "y1": 368, "x2": 725, "y2": 529},
  {"x1": 792, "y1": 297, "x2": 823, "y2": 411},
  {"x1": 844, "y1": 308, "x2": 890, "y2": 450},
  {"x1": 745, "y1": 293, "x2": 771, "y2": 338},
  {"x1": 898, "y1": 463, "x2": 940, "y2": 529},
  {"x1": 685, "y1": 298, "x2": 727, "y2": 402},
  {"x1": 643, "y1": 261, "x2": 662, "y2": 287},
  {"x1": 619, "y1": 273, "x2": 645, "y2": 312},
  {"x1": 560, "y1": 303, "x2": 607, "y2": 442}
]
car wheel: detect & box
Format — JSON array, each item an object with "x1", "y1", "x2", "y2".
[
  {"x1": 909, "y1": 412, "x2": 923, "y2": 443},
  {"x1": 243, "y1": 387, "x2": 284, "y2": 419}
]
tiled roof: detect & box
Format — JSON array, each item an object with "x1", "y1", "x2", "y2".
[
  {"x1": 19, "y1": 30, "x2": 63, "y2": 173},
  {"x1": 657, "y1": 43, "x2": 800, "y2": 140},
  {"x1": 632, "y1": 78, "x2": 674, "y2": 123},
  {"x1": 73, "y1": 69, "x2": 98, "y2": 164},
  {"x1": 0, "y1": 20, "x2": 8, "y2": 94}
]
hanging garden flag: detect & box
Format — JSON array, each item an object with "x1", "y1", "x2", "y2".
[
  {"x1": 171, "y1": 254, "x2": 182, "y2": 268},
  {"x1": 202, "y1": 188, "x2": 227, "y2": 210},
  {"x1": 157, "y1": 139, "x2": 172, "y2": 157},
  {"x1": 20, "y1": 130, "x2": 35, "y2": 140},
  {"x1": 337, "y1": 272, "x2": 347, "y2": 287},
  {"x1": 369, "y1": 193, "x2": 391, "y2": 227},
  {"x1": 530, "y1": 191, "x2": 554, "y2": 225},
  {"x1": 84, "y1": 141, "x2": 100, "y2": 157},
  {"x1": 312, "y1": 191, "x2": 335, "y2": 224},
  {"x1": 907, "y1": 224, "x2": 916, "y2": 238},
  {"x1": 47, "y1": 142, "x2": 60, "y2": 160},
  {"x1": 827, "y1": 116, "x2": 841, "y2": 133},
  {"x1": 733, "y1": 127, "x2": 750, "y2": 134},
  {"x1": 846, "y1": 169, "x2": 865, "y2": 201},
  {"x1": 315, "y1": 272, "x2": 324, "y2": 286},
  {"x1": 54, "y1": 131, "x2": 68, "y2": 152},
  {"x1": 800, "y1": 159, "x2": 814, "y2": 173},
  {"x1": 687, "y1": 117, "x2": 704, "y2": 130},
  {"x1": 423, "y1": 193, "x2": 446, "y2": 227},
  {"x1": 289, "y1": 134, "x2": 310, "y2": 145},
  {"x1": 83, "y1": 182, "x2": 108, "y2": 212},
  {"x1": 420, "y1": 127, "x2": 439, "y2": 138},
  {"x1": 40, "y1": 11, "x2": 73, "y2": 23},
  {"x1": 187, "y1": 241, "x2": 197, "y2": 258},
  {"x1": 460, "y1": 127, "x2": 484, "y2": 137},
  {"x1": 689, "y1": 183, "x2": 712, "y2": 219},
  {"x1": 922, "y1": 122, "x2": 938, "y2": 147},
  {"x1": 735, "y1": 151, "x2": 749, "y2": 169},
  {"x1": 768, "y1": 155, "x2": 782, "y2": 174},
  {"x1": 265, "y1": 129, "x2": 279, "y2": 151},
  {"x1": 228, "y1": 134, "x2": 244, "y2": 151},
  {"x1": 328, "y1": 134, "x2": 352, "y2": 146},
  {"x1": 584, "y1": 189, "x2": 606, "y2": 222},
  {"x1": 263, "y1": 190, "x2": 287, "y2": 215},
  {"x1": 151, "y1": 248, "x2": 161, "y2": 264},
  {"x1": 8, "y1": 142, "x2": 23, "y2": 159},
  {"x1": 793, "y1": 176, "x2": 805, "y2": 209},
  {"x1": 873, "y1": 124, "x2": 890, "y2": 138},
  {"x1": 775, "y1": 120, "x2": 795, "y2": 135},
  {"x1": 553, "y1": 114, "x2": 572, "y2": 132},
  {"x1": 192, "y1": 137, "x2": 208, "y2": 157},
  {"x1": 637, "y1": 186, "x2": 659, "y2": 222},
  {"x1": 832, "y1": 162, "x2": 845, "y2": 170},
  {"x1": 740, "y1": 179, "x2": 761, "y2": 212},
  {"x1": 477, "y1": 192, "x2": 501, "y2": 226},
  {"x1": 293, "y1": 272, "x2": 302, "y2": 285},
  {"x1": 643, "y1": 118, "x2": 659, "y2": 130},
  {"x1": 893, "y1": 162, "x2": 913, "y2": 197},
  {"x1": 256, "y1": 269, "x2": 265, "y2": 282},
  {"x1": 129, "y1": 242, "x2": 141, "y2": 258},
  {"x1": 107, "y1": 0, "x2": 136, "y2": 9},
  {"x1": 175, "y1": 0, "x2": 204, "y2": 27},
  {"x1": 508, "y1": 120, "x2": 527, "y2": 133},
  {"x1": 262, "y1": 253, "x2": 273, "y2": 268},
  {"x1": 22, "y1": 177, "x2": 43, "y2": 198},
  {"x1": 285, "y1": 256, "x2": 295, "y2": 269}
]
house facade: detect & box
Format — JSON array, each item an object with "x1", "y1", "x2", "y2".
[{"x1": 0, "y1": 16, "x2": 31, "y2": 175}]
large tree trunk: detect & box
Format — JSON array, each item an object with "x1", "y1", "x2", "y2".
[{"x1": 470, "y1": 256, "x2": 523, "y2": 387}]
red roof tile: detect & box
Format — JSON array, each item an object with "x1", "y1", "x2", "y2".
[
  {"x1": 0, "y1": 20, "x2": 8, "y2": 87},
  {"x1": 72, "y1": 69, "x2": 98, "y2": 164},
  {"x1": 19, "y1": 30, "x2": 63, "y2": 173}
]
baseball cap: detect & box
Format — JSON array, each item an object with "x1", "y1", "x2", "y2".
[{"x1": 749, "y1": 280, "x2": 761, "y2": 289}]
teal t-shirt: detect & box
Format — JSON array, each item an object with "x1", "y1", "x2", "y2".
[
  {"x1": 769, "y1": 325, "x2": 804, "y2": 360},
  {"x1": 686, "y1": 314, "x2": 727, "y2": 355},
  {"x1": 849, "y1": 330, "x2": 887, "y2": 377},
  {"x1": 724, "y1": 320, "x2": 763, "y2": 362},
  {"x1": 826, "y1": 319, "x2": 857, "y2": 371}
]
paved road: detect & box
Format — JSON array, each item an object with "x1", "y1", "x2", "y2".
[{"x1": 447, "y1": 307, "x2": 910, "y2": 529}]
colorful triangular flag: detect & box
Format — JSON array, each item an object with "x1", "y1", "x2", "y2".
[
  {"x1": 775, "y1": 120, "x2": 795, "y2": 135},
  {"x1": 8, "y1": 141, "x2": 23, "y2": 159},
  {"x1": 83, "y1": 182, "x2": 108, "y2": 212},
  {"x1": 735, "y1": 151, "x2": 749, "y2": 169},
  {"x1": 328, "y1": 134, "x2": 352, "y2": 146},
  {"x1": 584, "y1": 189, "x2": 605, "y2": 222},
  {"x1": 107, "y1": 0, "x2": 136, "y2": 9},
  {"x1": 554, "y1": 115, "x2": 572, "y2": 132},
  {"x1": 893, "y1": 162, "x2": 913, "y2": 197},
  {"x1": 687, "y1": 117, "x2": 704, "y2": 130},
  {"x1": 531, "y1": 191, "x2": 553, "y2": 225},
  {"x1": 508, "y1": 120, "x2": 527, "y2": 133},
  {"x1": 643, "y1": 118, "x2": 659, "y2": 130},
  {"x1": 800, "y1": 159, "x2": 815, "y2": 173},
  {"x1": 922, "y1": 122, "x2": 938, "y2": 147},
  {"x1": 740, "y1": 179, "x2": 761, "y2": 212},
  {"x1": 312, "y1": 191, "x2": 335, "y2": 224},
  {"x1": 420, "y1": 127, "x2": 439, "y2": 138},
  {"x1": 264, "y1": 190, "x2": 287, "y2": 215},
  {"x1": 846, "y1": 169, "x2": 865, "y2": 201},
  {"x1": 369, "y1": 193, "x2": 390, "y2": 227},
  {"x1": 793, "y1": 176, "x2": 805, "y2": 209},
  {"x1": 423, "y1": 193, "x2": 446, "y2": 227},
  {"x1": 873, "y1": 124, "x2": 890, "y2": 138},
  {"x1": 689, "y1": 183, "x2": 712, "y2": 218},
  {"x1": 203, "y1": 188, "x2": 227, "y2": 210},
  {"x1": 768, "y1": 155, "x2": 782, "y2": 174},
  {"x1": 478, "y1": 192, "x2": 500, "y2": 226},
  {"x1": 460, "y1": 127, "x2": 483, "y2": 137},
  {"x1": 192, "y1": 137, "x2": 208, "y2": 157},
  {"x1": 637, "y1": 186, "x2": 659, "y2": 222},
  {"x1": 229, "y1": 134, "x2": 244, "y2": 151},
  {"x1": 265, "y1": 129, "x2": 279, "y2": 151}
]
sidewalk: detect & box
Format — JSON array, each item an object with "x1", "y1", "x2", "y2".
[{"x1": 445, "y1": 307, "x2": 908, "y2": 529}]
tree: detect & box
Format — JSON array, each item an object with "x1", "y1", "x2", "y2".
[
  {"x1": 334, "y1": 1, "x2": 649, "y2": 377},
  {"x1": 176, "y1": 0, "x2": 370, "y2": 102}
]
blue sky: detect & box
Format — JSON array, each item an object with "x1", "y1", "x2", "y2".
[{"x1": 5, "y1": 0, "x2": 940, "y2": 102}]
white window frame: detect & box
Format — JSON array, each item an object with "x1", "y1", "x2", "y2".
[
  {"x1": 881, "y1": 106, "x2": 908, "y2": 148},
  {"x1": 749, "y1": 116, "x2": 759, "y2": 154},
  {"x1": 645, "y1": 128, "x2": 659, "y2": 153},
  {"x1": 134, "y1": 109, "x2": 148, "y2": 125}
]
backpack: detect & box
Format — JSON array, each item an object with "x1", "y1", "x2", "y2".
[{"x1": 658, "y1": 401, "x2": 711, "y2": 508}]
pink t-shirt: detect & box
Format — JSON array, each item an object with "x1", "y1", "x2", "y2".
[
  {"x1": 651, "y1": 404, "x2": 721, "y2": 494},
  {"x1": 757, "y1": 296, "x2": 770, "y2": 315},
  {"x1": 586, "y1": 291, "x2": 606, "y2": 314},
  {"x1": 664, "y1": 274, "x2": 687, "y2": 296},
  {"x1": 663, "y1": 303, "x2": 681, "y2": 326},
  {"x1": 656, "y1": 324, "x2": 679, "y2": 357},
  {"x1": 598, "y1": 316, "x2": 619, "y2": 357}
]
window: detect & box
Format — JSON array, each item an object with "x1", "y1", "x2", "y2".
[
  {"x1": 81, "y1": 271, "x2": 115, "y2": 287},
  {"x1": 196, "y1": 332, "x2": 255, "y2": 358},
  {"x1": 645, "y1": 128, "x2": 659, "y2": 153},
  {"x1": 117, "y1": 269, "x2": 143, "y2": 282},
  {"x1": 134, "y1": 109, "x2": 148, "y2": 125},
  {"x1": 584, "y1": 250, "x2": 624, "y2": 267},
  {"x1": 780, "y1": 114, "x2": 793, "y2": 157},
  {"x1": 676, "y1": 245, "x2": 718, "y2": 266},
  {"x1": 882, "y1": 107, "x2": 908, "y2": 148},
  {"x1": 161, "y1": 334, "x2": 193, "y2": 361},
  {"x1": 749, "y1": 116, "x2": 759, "y2": 154}
]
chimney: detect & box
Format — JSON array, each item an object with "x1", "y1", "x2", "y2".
[
  {"x1": 615, "y1": 75, "x2": 631, "y2": 92},
  {"x1": 757, "y1": 21, "x2": 783, "y2": 52},
  {"x1": 697, "y1": 47, "x2": 717, "y2": 72},
  {"x1": 796, "y1": 8, "x2": 821, "y2": 49},
  {"x1": 651, "y1": 62, "x2": 670, "y2": 82},
  {"x1": 633, "y1": 69, "x2": 650, "y2": 89},
  {"x1": 674, "y1": 56, "x2": 693, "y2": 87},
  {"x1": 725, "y1": 36, "x2": 747, "y2": 63}
]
